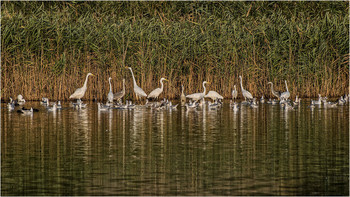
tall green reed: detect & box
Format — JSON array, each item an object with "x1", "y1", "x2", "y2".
[{"x1": 1, "y1": 1, "x2": 348, "y2": 101}]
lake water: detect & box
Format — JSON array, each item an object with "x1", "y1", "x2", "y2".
[{"x1": 1, "y1": 100, "x2": 349, "y2": 195}]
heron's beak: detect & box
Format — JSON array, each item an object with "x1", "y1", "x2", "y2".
[
  {"x1": 125, "y1": 66, "x2": 129, "y2": 69},
  {"x1": 91, "y1": 74, "x2": 95, "y2": 77},
  {"x1": 165, "y1": 79, "x2": 168, "y2": 81}
]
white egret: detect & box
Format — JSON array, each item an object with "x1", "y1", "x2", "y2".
[
  {"x1": 239, "y1": 76, "x2": 253, "y2": 101},
  {"x1": 232, "y1": 85, "x2": 238, "y2": 100},
  {"x1": 69, "y1": 73, "x2": 95, "y2": 101},
  {"x1": 107, "y1": 77, "x2": 114, "y2": 103},
  {"x1": 267, "y1": 82, "x2": 281, "y2": 100},
  {"x1": 114, "y1": 78, "x2": 125, "y2": 103},
  {"x1": 126, "y1": 67, "x2": 147, "y2": 100},
  {"x1": 280, "y1": 80, "x2": 290, "y2": 101},
  {"x1": 147, "y1": 77, "x2": 168, "y2": 100},
  {"x1": 205, "y1": 90, "x2": 223, "y2": 101},
  {"x1": 186, "y1": 81, "x2": 210, "y2": 101}
]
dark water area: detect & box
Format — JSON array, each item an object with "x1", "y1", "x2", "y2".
[{"x1": 1, "y1": 101, "x2": 349, "y2": 195}]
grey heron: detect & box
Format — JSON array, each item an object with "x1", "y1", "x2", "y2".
[
  {"x1": 114, "y1": 79, "x2": 125, "y2": 103},
  {"x1": 267, "y1": 82, "x2": 281, "y2": 100},
  {"x1": 239, "y1": 76, "x2": 253, "y2": 101}
]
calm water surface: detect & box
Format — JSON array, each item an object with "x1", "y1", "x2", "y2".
[{"x1": 1, "y1": 101, "x2": 349, "y2": 195}]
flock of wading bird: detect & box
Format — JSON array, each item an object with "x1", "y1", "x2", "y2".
[{"x1": 7, "y1": 66, "x2": 350, "y2": 114}]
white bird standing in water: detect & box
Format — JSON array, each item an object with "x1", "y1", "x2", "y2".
[
  {"x1": 107, "y1": 77, "x2": 114, "y2": 103},
  {"x1": 147, "y1": 77, "x2": 168, "y2": 100},
  {"x1": 69, "y1": 73, "x2": 95, "y2": 102},
  {"x1": 280, "y1": 80, "x2": 290, "y2": 101},
  {"x1": 126, "y1": 67, "x2": 147, "y2": 100},
  {"x1": 239, "y1": 76, "x2": 253, "y2": 101},
  {"x1": 186, "y1": 81, "x2": 210, "y2": 102},
  {"x1": 232, "y1": 85, "x2": 238, "y2": 100}
]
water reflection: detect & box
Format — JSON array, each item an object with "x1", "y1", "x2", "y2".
[{"x1": 1, "y1": 101, "x2": 349, "y2": 195}]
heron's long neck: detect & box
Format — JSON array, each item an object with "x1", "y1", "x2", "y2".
[
  {"x1": 129, "y1": 69, "x2": 137, "y2": 87},
  {"x1": 270, "y1": 83, "x2": 274, "y2": 93},
  {"x1": 83, "y1": 74, "x2": 90, "y2": 89},
  {"x1": 240, "y1": 77, "x2": 244, "y2": 91},
  {"x1": 285, "y1": 81, "x2": 289, "y2": 92},
  {"x1": 122, "y1": 80, "x2": 125, "y2": 93},
  {"x1": 202, "y1": 82, "x2": 206, "y2": 94},
  {"x1": 109, "y1": 79, "x2": 112, "y2": 92},
  {"x1": 182, "y1": 86, "x2": 184, "y2": 95},
  {"x1": 160, "y1": 80, "x2": 164, "y2": 91}
]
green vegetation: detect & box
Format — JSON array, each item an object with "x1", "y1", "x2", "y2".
[{"x1": 1, "y1": 1, "x2": 349, "y2": 100}]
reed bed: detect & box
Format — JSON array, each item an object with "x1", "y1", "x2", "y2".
[{"x1": 1, "y1": 1, "x2": 349, "y2": 101}]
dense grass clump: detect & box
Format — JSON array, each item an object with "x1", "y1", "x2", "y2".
[{"x1": 1, "y1": 2, "x2": 349, "y2": 101}]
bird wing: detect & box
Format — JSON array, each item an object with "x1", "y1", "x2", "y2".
[
  {"x1": 280, "y1": 92, "x2": 290, "y2": 99},
  {"x1": 244, "y1": 90, "x2": 253, "y2": 99},
  {"x1": 69, "y1": 87, "x2": 84, "y2": 99},
  {"x1": 114, "y1": 90, "x2": 125, "y2": 100},
  {"x1": 135, "y1": 86, "x2": 147, "y2": 97},
  {"x1": 147, "y1": 88, "x2": 161, "y2": 98},
  {"x1": 186, "y1": 93, "x2": 203, "y2": 100}
]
